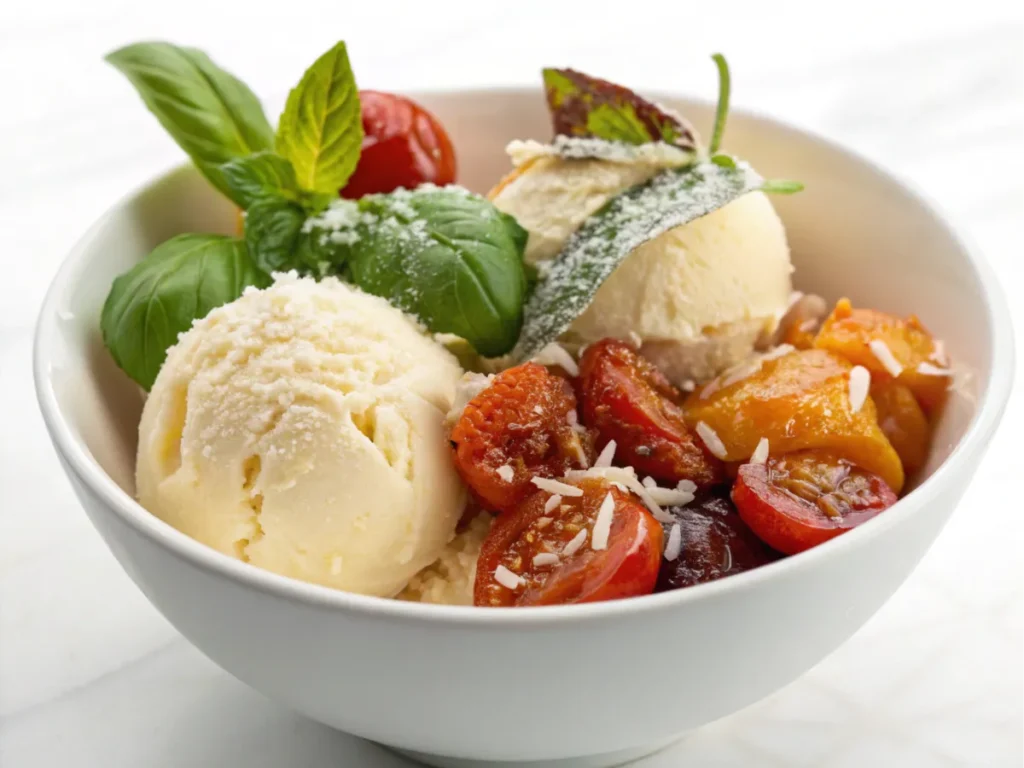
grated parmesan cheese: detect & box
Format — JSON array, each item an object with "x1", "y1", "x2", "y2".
[
  {"x1": 594, "y1": 440, "x2": 617, "y2": 468},
  {"x1": 563, "y1": 529, "x2": 588, "y2": 556},
  {"x1": 848, "y1": 366, "x2": 870, "y2": 413},
  {"x1": 750, "y1": 437, "x2": 769, "y2": 465},
  {"x1": 532, "y1": 342, "x2": 579, "y2": 376},
  {"x1": 496, "y1": 465, "x2": 515, "y2": 483},
  {"x1": 664, "y1": 523, "x2": 682, "y2": 561},
  {"x1": 531, "y1": 477, "x2": 583, "y2": 497},
  {"x1": 494, "y1": 565, "x2": 522, "y2": 590},
  {"x1": 696, "y1": 421, "x2": 729, "y2": 460},
  {"x1": 533, "y1": 552, "x2": 560, "y2": 567},
  {"x1": 917, "y1": 362, "x2": 951, "y2": 377},
  {"x1": 591, "y1": 492, "x2": 616, "y2": 551},
  {"x1": 869, "y1": 340, "x2": 904, "y2": 377}
]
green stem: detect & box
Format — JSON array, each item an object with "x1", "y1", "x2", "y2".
[{"x1": 709, "y1": 53, "x2": 730, "y2": 155}]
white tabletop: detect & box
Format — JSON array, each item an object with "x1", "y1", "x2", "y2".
[{"x1": 1, "y1": 2, "x2": 1021, "y2": 766}]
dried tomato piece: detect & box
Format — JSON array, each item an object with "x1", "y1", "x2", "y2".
[
  {"x1": 450, "y1": 362, "x2": 593, "y2": 513},
  {"x1": 732, "y1": 450, "x2": 898, "y2": 555},
  {"x1": 655, "y1": 492, "x2": 779, "y2": 592},
  {"x1": 579, "y1": 339, "x2": 724, "y2": 487},
  {"x1": 474, "y1": 478, "x2": 663, "y2": 607}
]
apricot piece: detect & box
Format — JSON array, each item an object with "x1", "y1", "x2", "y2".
[
  {"x1": 685, "y1": 349, "x2": 904, "y2": 493},
  {"x1": 813, "y1": 298, "x2": 949, "y2": 413},
  {"x1": 871, "y1": 380, "x2": 930, "y2": 478}
]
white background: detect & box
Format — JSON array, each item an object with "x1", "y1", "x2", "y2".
[{"x1": 1, "y1": 1, "x2": 1022, "y2": 766}]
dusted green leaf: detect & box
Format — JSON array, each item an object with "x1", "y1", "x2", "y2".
[
  {"x1": 541, "y1": 67, "x2": 697, "y2": 148},
  {"x1": 307, "y1": 189, "x2": 527, "y2": 356},
  {"x1": 514, "y1": 162, "x2": 764, "y2": 360},
  {"x1": 101, "y1": 235, "x2": 268, "y2": 389},
  {"x1": 276, "y1": 41, "x2": 363, "y2": 195},
  {"x1": 105, "y1": 42, "x2": 274, "y2": 200},
  {"x1": 220, "y1": 151, "x2": 299, "y2": 208},
  {"x1": 244, "y1": 197, "x2": 307, "y2": 274}
]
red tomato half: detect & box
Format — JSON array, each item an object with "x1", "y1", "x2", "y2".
[
  {"x1": 732, "y1": 451, "x2": 898, "y2": 555},
  {"x1": 474, "y1": 479, "x2": 663, "y2": 607},
  {"x1": 341, "y1": 91, "x2": 456, "y2": 198}
]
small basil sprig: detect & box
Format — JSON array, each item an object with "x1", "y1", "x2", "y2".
[
  {"x1": 101, "y1": 235, "x2": 269, "y2": 390},
  {"x1": 105, "y1": 43, "x2": 275, "y2": 206},
  {"x1": 302, "y1": 188, "x2": 528, "y2": 357}
]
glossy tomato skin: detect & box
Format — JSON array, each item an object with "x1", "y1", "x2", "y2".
[
  {"x1": 732, "y1": 451, "x2": 898, "y2": 555},
  {"x1": 579, "y1": 339, "x2": 724, "y2": 488},
  {"x1": 474, "y1": 479, "x2": 663, "y2": 607},
  {"x1": 655, "y1": 492, "x2": 779, "y2": 592},
  {"x1": 341, "y1": 90, "x2": 456, "y2": 198},
  {"x1": 450, "y1": 363, "x2": 594, "y2": 514}
]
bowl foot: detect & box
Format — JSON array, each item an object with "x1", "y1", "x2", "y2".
[{"x1": 389, "y1": 733, "x2": 685, "y2": 768}]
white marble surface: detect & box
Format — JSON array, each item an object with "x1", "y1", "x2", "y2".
[{"x1": 1, "y1": 1, "x2": 1022, "y2": 765}]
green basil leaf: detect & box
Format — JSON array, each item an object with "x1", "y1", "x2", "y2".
[
  {"x1": 244, "y1": 197, "x2": 307, "y2": 274},
  {"x1": 308, "y1": 189, "x2": 526, "y2": 356},
  {"x1": 220, "y1": 151, "x2": 299, "y2": 208},
  {"x1": 105, "y1": 42, "x2": 274, "y2": 202},
  {"x1": 542, "y1": 67, "x2": 697, "y2": 149},
  {"x1": 101, "y1": 235, "x2": 269, "y2": 390},
  {"x1": 514, "y1": 162, "x2": 763, "y2": 360},
  {"x1": 276, "y1": 41, "x2": 363, "y2": 195}
]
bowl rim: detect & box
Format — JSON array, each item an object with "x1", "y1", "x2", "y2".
[{"x1": 33, "y1": 87, "x2": 1016, "y2": 627}]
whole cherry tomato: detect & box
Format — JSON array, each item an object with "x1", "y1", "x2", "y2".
[
  {"x1": 579, "y1": 339, "x2": 724, "y2": 488},
  {"x1": 341, "y1": 91, "x2": 456, "y2": 198},
  {"x1": 732, "y1": 451, "x2": 897, "y2": 555},
  {"x1": 655, "y1": 492, "x2": 779, "y2": 592},
  {"x1": 474, "y1": 479, "x2": 663, "y2": 607}
]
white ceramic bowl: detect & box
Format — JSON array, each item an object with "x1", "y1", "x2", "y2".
[{"x1": 34, "y1": 90, "x2": 1014, "y2": 768}]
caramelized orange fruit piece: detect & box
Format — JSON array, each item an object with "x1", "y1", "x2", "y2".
[{"x1": 870, "y1": 380, "x2": 930, "y2": 477}]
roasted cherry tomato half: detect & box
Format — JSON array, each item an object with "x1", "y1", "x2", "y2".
[
  {"x1": 579, "y1": 339, "x2": 724, "y2": 488},
  {"x1": 732, "y1": 451, "x2": 898, "y2": 555},
  {"x1": 655, "y1": 492, "x2": 779, "y2": 592},
  {"x1": 341, "y1": 91, "x2": 456, "y2": 198},
  {"x1": 450, "y1": 362, "x2": 594, "y2": 514},
  {"x1": 474, "y1": 478, "x2": 663, "y2": 607}
]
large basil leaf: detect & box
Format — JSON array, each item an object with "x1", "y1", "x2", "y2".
[
  {"x1": 542, "y1": 68, "x2": 697, "y2": 149},
  {"x1": 105, "y1": 43, "x2": 274, "y2": 203},
  {"x1": 514, "y1": 162, "x2": 763, "y2": 360},
  {"x1": 220, "y1": 151, "x2": 300, "y2": 208},
  {"x1": 308, "y1": 189, "x2": 527, "y2": 356},
  {"x1": 101, "y1": 235, "x2": 269, "y2": 390},
  {"x1": 276, "y1": 41, "x2": 363, "y2": 195}
]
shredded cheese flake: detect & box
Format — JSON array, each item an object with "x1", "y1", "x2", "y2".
[
  {"x1": 531, "y1": 477, "x2": 583, "y2": 497},
  {"x1": 591, "y1": 493, "x2": 615, "y2": 551},
  {"x1": 536, "y1": 516, "x2": 553, "y2": 528},
  {"x1": 646, "y1": 487, "x2": 695, "y2": 506},
  {"x1": 664, "y1": 523, "x2": 682, "y2": 561},
  {"x1": 751, "y1": 437, "x2": 770, "y2": 465},
  {"x1": 533, "y1": 342, "x2": 579, "y2": 377},
  {"x1": 917, "y1": 362, "x2": 951, "y2": 376},
  {"x1": 696, "y1": 421, "x2": 729, "y2": 460},
  {"x1": 642, "y1": 476, "x2": 658, "y2": 489},
  {"x1": 532, "y1": 552, "x2": 560, "y2": 567},
  {"x1": 544, "y1": 494, "x2": 563, "y2": 513},
  {"x1": 494, "y1": 565, "x2": 523, "y2": 590},
  {"x1": 628, "y1": 331, "x2": 643, "y2": 349},
  {"x1": 496, "y1": 465, "x2": 514, "y2": 483},
  {"x1": 931, "y1": 339, "x2": 948, "y2": 366},
  {"x1": 563, "y1": 529, "x2": 588, "y2": 556},
  {"x1": 594, "y1": 440, "x2": 617, "y2": 468},
  {"x1": 676, "y1": 479, "x2": 697, "y2": 493},
  {"x1": 869, "y1": 340, "x2": 904, "y2": 377},
  {"x1": 848, "y1": 365, "x2": 871, "y2": 413}
]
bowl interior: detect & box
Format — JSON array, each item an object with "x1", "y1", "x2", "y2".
[{"x1": 39, "y1": 89, "x2": 991, "y2": 520}]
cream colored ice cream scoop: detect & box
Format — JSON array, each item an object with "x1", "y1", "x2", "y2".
[
  {"x1": 136, "y1": 273, "x2": 466, "y2": 597},
  {"x1": 490, "y1": 152, "x2": 793, "y2": 383}
]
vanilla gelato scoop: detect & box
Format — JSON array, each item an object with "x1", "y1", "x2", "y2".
[
  {"x1": 136, "y1": 273, "x2": 466, "y2": 597},
  {"x1": 490, "y1": 153, "x2": 793, "y2": 383}
]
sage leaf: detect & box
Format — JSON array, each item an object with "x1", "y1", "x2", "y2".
[
  {"x1": 514, "y1": 162, "x2": 763, "y2": 360},
  {"x1": 101, "y1": 235, "x2": 269, "y2": 390}
]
